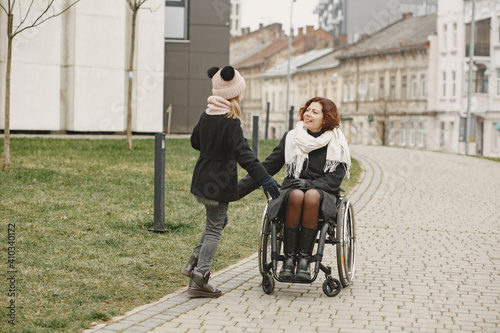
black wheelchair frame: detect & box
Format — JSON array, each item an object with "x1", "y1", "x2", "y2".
[{"x1": 258, "y1": 195, "x2": 356, "y2": 297}]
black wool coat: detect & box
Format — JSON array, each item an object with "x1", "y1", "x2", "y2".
[
  {"x1": 191, "y1": 112, "x2": 268, "y2": 203},
  {"x1": 238, "y1": 131, "x2": 347, "y2": 221}
]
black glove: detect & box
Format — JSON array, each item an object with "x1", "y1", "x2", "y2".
[
  {"x1": 260, "y1": 175, "x2": 281, "y2": 199},
  {"x1": 289, "y1": 178, "x2": 308, "y2": 189}
]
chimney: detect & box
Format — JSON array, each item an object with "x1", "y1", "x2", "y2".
[
  {"x1": 306, "y1": 25, "x2": 314, "y2": 35},
  {"x1": 298, "y1": 27, "x2": 304, "y2": 36},
  {"x1": 259, "y1": 23, "x2": 264, "y2": 30},
  {"x1": 402, "y1": 12, "x2": 413, "y2": 20}
]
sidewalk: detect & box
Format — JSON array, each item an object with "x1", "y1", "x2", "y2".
[{"x1": 85, "y1": 145, "x2": 500, "y2": 332}]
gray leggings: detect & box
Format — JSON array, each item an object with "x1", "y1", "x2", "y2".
[{"x1": 192, "y1": 196, "x2": 229, "y2": 274}]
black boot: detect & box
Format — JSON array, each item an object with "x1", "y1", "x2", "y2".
[
  {"x1": 279, "y1": 227, "x2": 298, "y2": 280},
  {"x1": 188, "y1": 270, "x2": 221, "y2": 298},
  {"x1": 295, "y1": 226, "x2": 318, "y2": 281},
  {"x1": 181, "y1": 253, "x2": 198, "y2": 277}
]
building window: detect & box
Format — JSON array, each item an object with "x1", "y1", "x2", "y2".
[
  {"x1": 389, "y1": 76, "x2": 396, "y2": 100},
  {"x1": 359, "y1": 78, "x2": 366, "y2": 102},
  {"x1": 498, "y1": 16, "x2": 500, "y2": 44},
  {"x1": 442, "y1": 72, "x2": 447, "y2": 98},
  {"x1": 410, "y1": 75, "x2": 417, "y2": 99},
  {"x1": 418, "y1": 122, "x2": 424, "y2": 147},
  {"x1": 379, "y1": 77, "x2": 385, "y2": 100},
  {"x1": 440, "y1": 122, "x2": 445, "y2": 147},
  {"x1": 420, "y1": 74, "x2": 426, "y2": 97},
  {"x1": 368, "y1": 78, "x2": 374, "y2": 101},
  {"x1": 453, "y1": 23, "x2": 457, "y2": 49},
  {"x1": 349, "y1": 80, "x2": 355, "y2": 102},
  {"x1": 343, "y1": 83, "x2": 348, "y2": 102},
  {"x1": 400, "y1": 122, "x2": 406, "y2": 146},
  {"x1": 165, "y1": 0, "x2": 189, "y2": 40},
  {"x1": 402, "y1": 75, "x2": 407, "y2": 100},
  {"x1": 443, "y1": 24, "x2": 447, "y2": 50},
  {"x1": 452, "y1": 71, "x2": 456, "y2": 97},
  {"x1": 388, "y1": 121, "x2": 394, "y2": 145},
  {"x1": 497, "y1": 69, "x2": 500, "y2": 96},
  {"x1": 494, "y1": 123, "x2": 499, "y2": 151},
  {"x1": 466, "y1": 18, "x2": 490, "y2": 57},
  {"x1": 409, "y1": 123, "x2": 415, "y2": 147}
]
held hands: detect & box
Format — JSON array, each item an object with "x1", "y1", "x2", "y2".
[
  {"x1": 289, "y1": 178, "x2": 308, "y2": 189},
  {"x1": 260, "y1": 175, "x2": 282, "y2": 199}
]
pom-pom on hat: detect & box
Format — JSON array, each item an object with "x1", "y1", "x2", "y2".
[{"x1": 207, "y1": 66, "x2": 246, "y2": 100}]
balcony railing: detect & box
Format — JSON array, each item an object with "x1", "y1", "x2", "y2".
[{"x1": 465, "y1": 43, "x2": 490, "y2": 57}]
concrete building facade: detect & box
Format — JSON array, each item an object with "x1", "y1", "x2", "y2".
[
  {"x1": 0, "y1": 0, "x2": 164, "y2": 133},
  {"x1": 164, "y1": 0, "x2": 231, "y2": 133}
]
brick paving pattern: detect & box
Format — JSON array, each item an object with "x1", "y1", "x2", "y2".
[{"x1": 85, "y1": 145, "x2": 500, "y2": 332}]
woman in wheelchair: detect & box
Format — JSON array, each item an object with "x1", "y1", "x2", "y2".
[{"x1": 238, "y1": 97, "x2": 350, "y2": 281}]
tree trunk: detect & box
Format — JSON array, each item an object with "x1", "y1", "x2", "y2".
[
  {"x1": 3, "y1": 13, "x2": 13, "y2": 169},
  {"x1": 126, "y1": 10, "x2": 137, "y2": 150}
]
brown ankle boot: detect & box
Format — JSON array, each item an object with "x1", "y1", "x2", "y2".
[
  {"x1": 181, "y1": 253, "x2": 198, "y2": 277},
  {"x1": 187, "y1": 270, "x2": 221, "y2": 298}
]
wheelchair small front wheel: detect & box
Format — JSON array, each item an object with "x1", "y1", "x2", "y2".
[
  {"x1": 262, "y1": 273, "x2": 275, "y2": 295},
  {"x1": 322, "y1": 277, "x2": 341, "y2": 297}
]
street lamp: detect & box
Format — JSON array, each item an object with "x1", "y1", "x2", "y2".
[{"x1": 285, "y1": 0, "x2": 296, "y2": 131}]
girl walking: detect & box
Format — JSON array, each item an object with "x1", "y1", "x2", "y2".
[{"x1": 183, "y1": 66, "x2": 280, "y2": 298}]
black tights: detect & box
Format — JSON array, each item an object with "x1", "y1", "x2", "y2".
[{"x1": 285, "y1": 189, "x2": 320, "y2": 229}]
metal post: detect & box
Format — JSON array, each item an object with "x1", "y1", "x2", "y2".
[
  {"x1": 288, "y1": 106, "x2": 294, "y2": 131},
  {"x1": 150, "y1": 133, "x2": 166, "y2": 233},
  {"x1": 466, "y1": 0, "x2": 476, "y2": 155},
  {"x1": 265, "y1": 102, "x2": 270, "y2": 140},
  {"x1": 252, "y1": 115, "x2": 259, "y2": 157},
  {"x1": 285, "y1": 0, "x2": 295, "y2": 130}
]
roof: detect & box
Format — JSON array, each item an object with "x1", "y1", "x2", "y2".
[
  {"x1": 337, "y1": 14, "x2": 437, "y2": 58},
  {"x1": 296, "y1": 49, "x2": 339, "y2": 73},
  {"x1": 262, "y1": 48, "x2": 335, "y2": 78},
  {"x1": 233, "y1": 38, "x2": 290, "y2": 69}
]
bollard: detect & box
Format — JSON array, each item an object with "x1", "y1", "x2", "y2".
[
  {"x1": 265, "y1": 102, "x2": 270, "y2": 140},
  {"x1": 150, "y1": 133, "x2": 167, "y2": 233},
  {"x1": 288, "y1": 106, "x2": 294, "y2": 131},
  {"x1": 252, "y1": 115, "x2": 259, "y2": 158}
]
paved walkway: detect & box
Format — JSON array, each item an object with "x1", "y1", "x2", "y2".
[{"x1": 85, "y1": 145, "x2": 500, "y2": 333}]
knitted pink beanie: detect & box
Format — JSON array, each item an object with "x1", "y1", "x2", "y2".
[{"x1": 207, "y1": 66, "x2": 246, "y2": 100}]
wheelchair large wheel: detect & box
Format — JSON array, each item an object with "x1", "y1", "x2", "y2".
[
  {"x1": 336, "y1": 198, "x2": 356, "y2": 287},
  {"x1": 258, "y1": 205, "x2": 272, "y2": 276}
]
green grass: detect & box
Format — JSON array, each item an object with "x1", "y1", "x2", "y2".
[{"x1": 0, "y1": 137, "x2": 360, "y2": 332}]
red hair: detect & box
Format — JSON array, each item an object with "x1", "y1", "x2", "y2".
[{"x1": 298, "y1": 97, "x2": 340, "y2": 131}]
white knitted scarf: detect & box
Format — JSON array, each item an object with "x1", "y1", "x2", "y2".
[
  {"x1": 206, "y1": 95, "x2": 231, "y2": 115},
  {"x1": 285, "y1": 121, "x2": 351, "y2": 179}
]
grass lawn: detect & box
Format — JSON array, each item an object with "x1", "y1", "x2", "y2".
[{"x1": 0, "y1": 137, "x2": 360, "y2": 332}]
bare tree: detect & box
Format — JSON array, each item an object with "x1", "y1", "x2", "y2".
[
  {"x1": 125, "y1": 0, "x2": 148, "y2": 150},
  {"x1": 0, "y1": 0, "x2": 82, "y2": 169}
]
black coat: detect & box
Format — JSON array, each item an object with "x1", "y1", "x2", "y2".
[
  {"x1": 238, "y1": 131, "x2": 347, "y2": 221},
  {"x1": 191, "y1": 112, "x2": 268, "y2": 203}
]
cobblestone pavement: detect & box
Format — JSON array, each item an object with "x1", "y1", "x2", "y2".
[{"x1": 85, "y1": 145, "x2": 500, "y2": 333}]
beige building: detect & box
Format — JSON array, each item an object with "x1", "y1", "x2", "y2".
[
  {"x1": 231, "y1": 24, "x2": 337, "y2": 137},
  {"x1": 336, "y1": 14, "x2": 437, "y2": 148}
]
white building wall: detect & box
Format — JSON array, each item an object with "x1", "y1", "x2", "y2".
[
  {"x1": 0, "y1": 3, "x2": 63, "y2": 131},
  {"x1": 0, "y1": 0, "x2": 164, "y2": 133}
]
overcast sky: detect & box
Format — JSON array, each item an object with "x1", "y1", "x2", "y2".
[{"x1": 239, "y1": 0, "x2": 319, "y2": 34}]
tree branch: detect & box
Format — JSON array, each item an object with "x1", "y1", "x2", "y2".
[
  {"x1": 17, "y1": 0, "x2": 36, "y2": 30},
  {"x1": 12, "y1": 0, "x2": 81, "y2": 38},
  {"x1": 0, "y1": 3, "x2": 8, "y2": 15}
]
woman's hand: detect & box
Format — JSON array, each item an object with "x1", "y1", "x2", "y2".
[
  {"x1": 260, "y1": 175, "x2": 282, "y2": 199},
  {"x1": 289, "y1": 178, "x2": 308, "y2": 189}
]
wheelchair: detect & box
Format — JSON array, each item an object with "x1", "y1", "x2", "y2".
[{"x1": 258, "y1": 194, "x2": 356, "y2": 297}]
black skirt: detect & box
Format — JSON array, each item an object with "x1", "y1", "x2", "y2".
[{"x1": 266, "y1": 187, "x2": 339, "y2": 222}]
